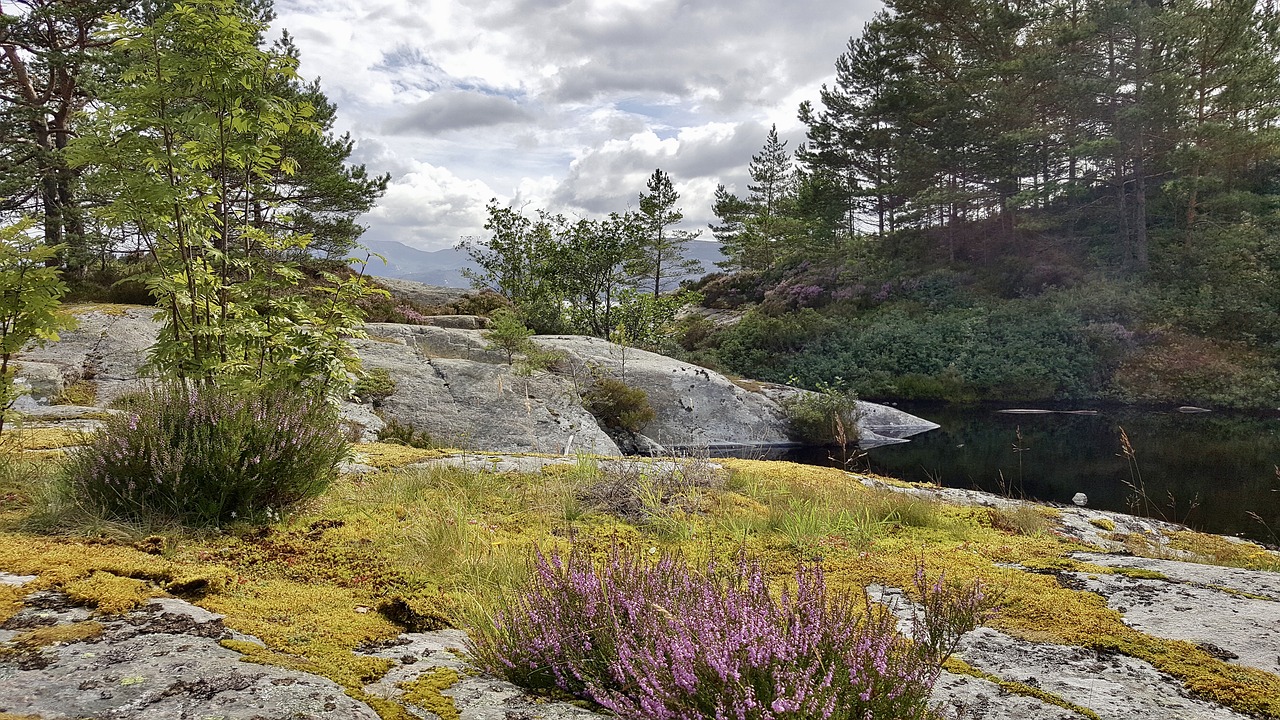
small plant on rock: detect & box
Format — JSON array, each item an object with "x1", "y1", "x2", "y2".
[
  {"x1": 783, "y1": 379, "x2": 860, "y2": 446},
  {"x1": 582, "y1": 377, "x2": 655, "y2": 433},
  {"x1": 353, "y1": 367, "x2": 397, "y2": 406},
  {"x1": 484, "y1": 309, "x2": 535, "y2": 365},
  {"x1": 471, "y1": 545, "x2": 988, "y2": 720},
  {"x1": 64, "y1": 383, "x2": 349, "y2": 526}
]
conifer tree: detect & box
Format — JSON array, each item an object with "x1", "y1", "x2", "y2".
[{"x1": 633, "y1": 169, "x2": 701, "y2": 297}]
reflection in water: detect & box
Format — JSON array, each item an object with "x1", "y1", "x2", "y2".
[{"x1": 785, "y1": 403, "x2": 1280, "y2": 544}]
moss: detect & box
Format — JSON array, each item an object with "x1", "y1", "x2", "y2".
[
  {"x1": 1089, "y1": 517, "x2": 1116, "y2": 531},
  {"x1": 53, "y1": 381, "x2": 97, "y2": 407},
  {"x1": 64, "y1": 571, "x2": 155, "y2": 615},
  {"x1": 400, "y1": 667, "x2": 461, "y2": 720},
  {"x1": 64, "y1": 303, "x2": 134, "y2": 316},
  {"x1": 943, "y1": 657, "x2": 1101, "y2": 719},
  {"x1": 353, "y1": 442, "x2": 451, "y2": 469},
  {"x1": 3, "y1": 452, "x2": 1280, "y2": 719},
  {"x1": 1165, "y1": 531, "x2": 1280, "y2": 571},
  {"x1": 9, "y1": 428, "x2": 82, "y2": 451},
  {"x1": 9, "y1": 620, "x2": 105, "y2": 650},
  {"x1": 1110, "y1": 567, "x2": 1168, "y2": 580},
  {"x1": 0, "y1": 583, "x2": 27, "y2": 625}
]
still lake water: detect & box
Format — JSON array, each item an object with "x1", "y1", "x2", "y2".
[{"x1": 787, "y1": 403, "x2": 1280, "y2": 545}]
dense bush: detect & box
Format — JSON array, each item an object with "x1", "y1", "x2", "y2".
[
  {"x1": 65, "y1": 383, "x2": 349, "y2": 525},
  {"x1": 582, "y1": 377, "x2": 656, "y2": 433},
  {"x1": 782, "y1": 381, "x2": 860, "y2": 445},
  {"x1": 471, "y1": 546, "x2": 987, "y2": 720}
]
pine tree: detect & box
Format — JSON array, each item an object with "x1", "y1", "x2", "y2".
[
  {"x1": 0, "y1": 0, "x2": 125, "y2": 272},
  {"x1": 632, "y1": 168, "x2": 701, "y2": 297}
]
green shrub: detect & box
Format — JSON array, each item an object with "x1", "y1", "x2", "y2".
[
  {"x1": 484, "y1": 309, "x2": 535, "y2": 365},
  {"x1": 353, "y1": 367, "x2": 396, "y2": 406},
  {"x1": 64, "y1": 383, "x2": 349, "y2": 526},
  {"x1": 377, "y1": 417, "x2": 436, "y2": 449},
  {"x1": 782, "y1": 381, "x2": 859, "y2": 445},
  {"x1": 582, "y1": 377, "x2": 656, "y2": 433}
]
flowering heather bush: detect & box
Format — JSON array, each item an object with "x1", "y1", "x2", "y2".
[
  {"x1": 65, "y1": 383, "x2": 349, "y2": 526},
  {"x1": 470, "y1": 547, "x2": 988, "y2": 720}
]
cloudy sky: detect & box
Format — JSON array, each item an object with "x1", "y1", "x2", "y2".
[{"x1": 270, "y1": 0, "x2": 883, "y2": 252}]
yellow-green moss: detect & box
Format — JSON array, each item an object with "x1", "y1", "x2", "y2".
[
  {"x1": 2, "y1": 453, "x2": 1279, "y2": 719},
  {"x1": 1089, "y1": 517, "x2": 1116, "y2": 531},
  {"x1": 352, "y1": 443, "x2": 451, "y2": 469},
  {"x1": 53, "y1": 381, "x2": 97, "y2": 407},
  {"x1": 0, "y1": 712, "x2": 42, "y2": 720},
  {"x1": 65, "y1": 303, "x2": 134, "y2": 316},
  {"x1": 64, "y1": 571, "x2": 155, "y2": 615},
  {"x1": 1110, "y1": 567, "x2": 1167, "y2": 580},
  {"x1": 10, "y1": 620, "x2": 104, "y2": 650},
  {"x1": 943, "y1": 657, "x2": 1101, "y2": 719},
  {"x1": 8, "y1": 428, "x2": 83, "y2": 451},
  {"x1": 1166, "y1": 531, "x2": 1280, "y2": 571},
  {"x1": 400, "y1": 667, "x2": 461, "y2": 720},
  {"x1": 0, "y1": 583, "x2": 27, "y2": 624}
]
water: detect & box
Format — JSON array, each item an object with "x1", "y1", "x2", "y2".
[{"x1": 787, "y1": 403, "x2": 1280, "y2": 545}]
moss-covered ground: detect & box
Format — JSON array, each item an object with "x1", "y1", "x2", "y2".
[{"x1": 1, "y1": 443, "x2": 1278, "y2": 718}]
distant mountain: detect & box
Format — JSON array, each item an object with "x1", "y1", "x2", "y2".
[{"x1": 357, "y1": 239, "x2": 725, "y2": 289}]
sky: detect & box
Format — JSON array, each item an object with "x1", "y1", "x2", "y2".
[{"x1": 270, "y1": 0, "x2": 883, "y2": 252}]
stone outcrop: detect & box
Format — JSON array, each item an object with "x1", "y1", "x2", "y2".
[
  {"x1": 368, "y1": 278, "x2": 473, "y2": 308},
  {"x1": 19, "y1": 308, "x2": 938, "y2": 456}
]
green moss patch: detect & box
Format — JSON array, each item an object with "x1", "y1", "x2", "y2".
[{"x1": 400, "y1": 667, "x2": 461, "y2": 720}]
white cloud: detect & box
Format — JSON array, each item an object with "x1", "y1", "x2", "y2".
[{"x1": 271, "y1": 0, "x2": 884, "y2": 250}]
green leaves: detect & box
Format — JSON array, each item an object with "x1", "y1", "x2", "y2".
[
  {"x1": 0, "y1": 216, "x2": 76, "y2": 435},
  {"x1": 68, "y1": 0, "x2": 374, "y2": 399}
]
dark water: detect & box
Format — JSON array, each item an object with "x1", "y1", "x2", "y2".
[{"x1": 786, "y1": 403, "x2": 1280, "y2": 545}]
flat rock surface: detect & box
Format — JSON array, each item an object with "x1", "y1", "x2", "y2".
[
  {"x1": 949, "y1": 627, "x2": 1254, "y2": 720},
  {"x1": 0, "y1": 592, "x2": 380, "y2": 720},
  {"x1": 355, "y1": 334, "x2": 620, "y2": 456},
  {"x1": 16, "y1": 310, "x2": 941, "y2": 458},
  {"x1": 1065, "y1": 556, "x2": 1280, "y2": 676}
]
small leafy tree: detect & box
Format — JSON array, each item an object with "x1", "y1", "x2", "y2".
[
  {"x1": 68, "y1": 0, "x2": 375, "y2": 397},
  {"x1": 0, "y1": 217, "x2": 74, "y2": 436}
]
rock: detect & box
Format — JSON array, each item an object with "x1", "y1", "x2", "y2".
[
  {"x1": 12, "y1": 361, "x2": 65, "y2": 404},
  {"x1": 354, "y1": 334, "x2": 620, "y2": 456},
  {"x1": 16, "y1": 310, "x2": 941, "y2": 457},
  {"x1": 415, "y1": 314, "x2": 489, "y2": 330},
  {"x1": 338, "y1": 402, "x2": 385, "y2": 443},
  {"x1": 1072, "y1": 492, "x2": 1088, "y2": 506},
  {"x1": 360, "y1": 629, "x2": 606, "y2": 719},
  {"x1": 0, "y1": 593, "x2": 381, "y2": 720},
  {"x1": 1179, "y1": 406, "x2": 1212, "y2": 413},
  {"x1": 370, "y1": 278, "x2": 473, "y2": 308},
  {"x1": 854, "y1": 401, "x2": 941, "y2": 438},
  {"x1": 945, "y1": 627, "x2": 1254, "y2": 720},
  {"x1": 1066, "y1": 552, "x2": 1280, "y2": 675},
  {"x1": 19, "y1": 307, "x2": 160, "y2": 406}
]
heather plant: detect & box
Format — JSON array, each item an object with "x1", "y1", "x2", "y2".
[
  {"x1": 470, "y1": 546, "x2": 987, "y2": 720},
  {"x1": 64, "y1": 383, "x2": 349, "y2": 526}
]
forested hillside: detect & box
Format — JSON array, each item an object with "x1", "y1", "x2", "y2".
[{"x1": 684, "y1": 0, "x2": 1280, "y2": 409}]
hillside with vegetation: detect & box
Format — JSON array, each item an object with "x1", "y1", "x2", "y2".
[{"x1": 674, "y1": 1, "x2": 1280, "y2": 409}]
